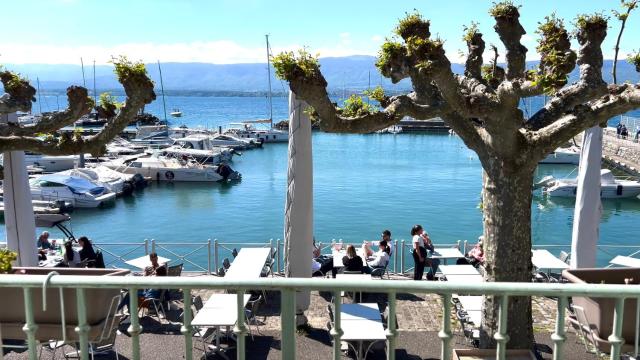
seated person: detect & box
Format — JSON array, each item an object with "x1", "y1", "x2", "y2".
[
  {"x1": 363, "y1": 240, "x2": 391, "y2": 274},
  {"x1": 363, "y1": 230, "x2": 392, "y2": 257},
  {"x1": 466, "y1": 238, "x2": 485, "y2": 266},
  {"x1": 118, "y1": 252, "x2": 167, "y2": 314},
  {"x1": 37, "y1": 231, "x2": 52, "y2": 250},
  {"x1": 341, "y1": 245, "x2": 364, "y2": 273},
  {"x1": 63, "y1": 241, "x2": 82, "y2": 268},
  {"x1": 78, "y1": 236, "x2": 98, "y2": 264}
]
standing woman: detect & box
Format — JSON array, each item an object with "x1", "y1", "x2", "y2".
[{"x1": 411, "y1": 224, "x2": 435, "y2": 280}]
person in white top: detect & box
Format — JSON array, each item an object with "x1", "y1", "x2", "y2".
[
  {"x1": 411, "y1": 224, "x2": 437, "y2": 280},
  {"x1": 363, "y1": 240, "x2": 391, "y2": 274},
  {"x1": 63, "y1": 240, "x2": 82, "y2": 268}
]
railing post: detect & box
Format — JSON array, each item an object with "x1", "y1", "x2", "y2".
[
  {"x1": 128, "y1": 287, "x2": 142, "y2": 359},
  {"x1": 463, "y1": 240, "x2": 468, "y2": 254},
  {"x1": 181, "y1": 289, "x2": 193, "y2": 359},
  {"x1": 456, "y1": 240, "x2": 460, "y2": 251},
  {"x1": 207, "y1": 239, "x2": 212, "y2": 275},
  {"x1": 608, "y1": 298, "x2": 626, "y2": 359},
  {"x1": 144, "y1": 238, "x2": 148, "y2": 255},
  {"x1": 494, "y1": 295, "x2": 510, "y2": 360},
  {"x1": 400, "y1": 240, "x2": 405, "y2": 275},
  {"x1": 281, "y1": 288, "x2": 296, "y2": 359},
  {"x1": 394, "y1": 240, "x2": 398, "y2": 274},
  {"x1": 75, "y1": 288, "x2": 90, "y2": 360},
  {"x1": 151, "y1": 238, "x2": 156, "y2": 254},
  {"x1": 276, "y1": 238, "x2": 281, "y2": 274},
  {"x1": 22, "y1": 288, "x2": 38, "y2": 360},
  {"x1": 439, "y1": 294, "x2": 453, "y2": 360},
  {"x1": 234, "y1": 290, "x2": 248, "y2": 360},
  {"x1": 214, "y1": 239, "x2": 219, "y2": 275},
  {"x1": 635, "y1": 296, "x2": 640, "y2": 358},
  {"x1": 386, "y1": 291, "x2": 398, "y2": 360},
  {"x1": 552, "y1": 296, "x2": 568, "y2": 360},
  {"x1": 330, "y1": 290, "x2": 343, "y2": 360}
]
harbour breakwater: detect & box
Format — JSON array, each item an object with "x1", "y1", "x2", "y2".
[{"x1": 594, "y1": 128, "x2": 640, "y2": 177}]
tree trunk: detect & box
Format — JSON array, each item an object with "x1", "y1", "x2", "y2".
[{"x1": 479, "y1": 161, "x2": 535, "y2": 349}]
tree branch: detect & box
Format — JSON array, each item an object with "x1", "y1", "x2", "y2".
[
  {"x1": 464, "y1": 25, "x2": 485, "y2": 81},
  {"x1": 0, "y1": 71, "x2": 36, "y2": 113},
  {"x1": 490, "y1": 3, "x2": 527, "y2": 80},
  {"x1": 0, "y1": 86, "x2": 94, "y2": 137},
  {"x1": 533, "y1": 84, "x2": 640, "y2": 152},
  {"x1": 526, "y1": 15, "x2": 608, "y2": 130}
]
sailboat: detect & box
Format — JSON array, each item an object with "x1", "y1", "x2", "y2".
[{"x1": 225, "y1": 35, "x2": 288, "y2": 143}]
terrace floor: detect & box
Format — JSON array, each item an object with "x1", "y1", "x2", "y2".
[{"x1": 5, "y1": 273, "x2": 600, "y2": 360}]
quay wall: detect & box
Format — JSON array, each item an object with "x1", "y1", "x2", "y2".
[{"x1": 598, "y1": 128, "x2": 640, "y2": 177}]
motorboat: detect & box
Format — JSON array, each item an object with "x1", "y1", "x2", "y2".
[
  {"x1": 225, "y1": 122, "x2": 288, "y2": 143},
  {"x1": 106, "y1": 137, "x2": 146, "y2": 157},
  {"x1": 209, "y1": 133, "x2": 258, "y2": 149},
  {"x1": 101, "y1": 154, "x2": 241, "y2": 182},
  {"x1": 29, "y1": 174, "x2": 116, "y2": 208},
  {"x1": 21, "y1": 153, "x2": 77, "y2": 172},
  {"x1": 0, "y1": 198, "x2": 73, "y2": 216},
  {"x1": 130, "y1": 124, "x2": 173, "y2": 147},
  {"x1": 59, "y1": 166, "x2": 145, "y2": 196},
  {"x1": 170, "y1": 108, "x2": 182, "y2": 117},
  {"x1": 535, "y1": 169, "x2": 640, "y2": 198},
  {"x1": 376, "y1": 125, "x2": 402, "y2": 134},
  {"x1": 539, "y1": 146, "x2": 581, "y2": 165},
  {"x1": 160, "y1": 147, "x2": 233, "y2": 164}
]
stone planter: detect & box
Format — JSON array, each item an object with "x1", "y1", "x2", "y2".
[
  {"x1": 452, "y1": 349, "x2": 536, "y2": 359},
  {"x1": 0, "y1": 267, "x2": 129, "y2": 341},
  {"x1": 562, "y1": 267, "x2": 640, "y2": 352}
]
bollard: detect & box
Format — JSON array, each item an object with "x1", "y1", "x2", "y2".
[
  {"x1": 207, "y1": 239, "x2": 212, "y2": 275},
  {"x1": 214, "y1": 239, "x2": 219, "y2": 276}
]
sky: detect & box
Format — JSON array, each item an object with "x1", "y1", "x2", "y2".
[{"x1": 2, "y1": 0, "x2": 640, "y2": 65}]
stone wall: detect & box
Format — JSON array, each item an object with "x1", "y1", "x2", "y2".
[{"x1": 600, "y1": 128, "x2": 640, "y2": 176}]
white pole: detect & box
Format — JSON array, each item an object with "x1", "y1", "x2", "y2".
[
  {"x1": 283, "y1": 91, "x2": 313, "y2": 324},
  {"x1": 3, "y1": 112, "x2": 38, "y2": 267},
  {"x1": 570, "y1": 126, "x2": 602, "y2": 269}
]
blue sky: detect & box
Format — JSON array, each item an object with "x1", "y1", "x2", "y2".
[{"x1": 2, "y1": 0, "x2": 638, "y2": 64}]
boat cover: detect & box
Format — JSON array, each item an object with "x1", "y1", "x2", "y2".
[{"x1": 38, "y1": 174, "x2": 105, "y2": 195}]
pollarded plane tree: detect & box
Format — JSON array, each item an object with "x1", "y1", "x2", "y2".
[
  {"x1": 273, "y1": 2, "x2": 640, "y2": 349},
  {"x1": 0, "y1": 57, "x2": 155, "y2": 163}
]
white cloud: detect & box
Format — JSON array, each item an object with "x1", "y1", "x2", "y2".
[{"x1": 371, "y1": 35, "x2": 383, "y2": 43}]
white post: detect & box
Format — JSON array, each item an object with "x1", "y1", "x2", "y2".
[
  {"x1": 3, "y1": 113, "x2": 38, "y2": 267},
  {"x1": 283, "y1": 91, "x2": 313, "y2": 324},
  {"x1": 570, "y1": 126, "x2": 602, "y2": 269}
]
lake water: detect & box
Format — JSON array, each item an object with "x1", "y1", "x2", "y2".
[{"x1": 9, "y1": 95, "x2": 640, "y2": 268}]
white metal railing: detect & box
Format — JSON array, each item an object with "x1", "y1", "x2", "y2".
[
  {"x1": 90, "y1": 239, "x2": 640, "y2": 275},
  {"x1": 1, "y1": 275, "x2": 640, "y2": 360}
]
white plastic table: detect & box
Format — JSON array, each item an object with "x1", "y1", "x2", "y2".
[
  {"x1": 339, "y1": 303, "x2": 387, "y2": 360},
  {"x1": 225, "y1": 248, "x2": 271, "y2": 280},
  {"x1": 192, "y1": 293, "x2": 251, "y2": 359},
  {"x1": 124, "y1": 255, "x2": 170, "y2": 269},
  {"x1": 438, "y1": 264, "x2": 480, "y2": 276},
  {"x1": 531, "y1": 249, "x2": 569, "y2": 271},
  {"x1": 457, "y1": 296, "x2": 483, "y2": 311},
  {"x1": 428, "y1": 248, "x2": 464, "y2": 264},
  {"x1": 609, "y1": 255, "x2": 640, "y2": 268},
  {"x1": 443, "y1": 274, "x2": 484, "y2": 284}
]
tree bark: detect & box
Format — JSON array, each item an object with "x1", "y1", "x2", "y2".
[{"x1": 480, "y1": 161, "x2": 535, "y2": 349}]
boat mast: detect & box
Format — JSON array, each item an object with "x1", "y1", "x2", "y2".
[
  {"x1": 157, "y1": 60, "x2": 168, "y2": 124},
  {"x1": 265, "y1": 34, "x2": 273, "y2": 128},
  {"x1": 80, "y1": 57, "x2": 87, "y2": 88},
  {"x1": 92, "y1": 60, "x2": 97, "y2": 105}
]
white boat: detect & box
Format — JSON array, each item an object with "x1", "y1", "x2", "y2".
[
  {"x1": 170, "y1": 108, "x2": 182, "y2": 117},
  {"x1": 225, "y1": 122, "x2": 288, "y2": 143},
  {"x1": 59, "y1": 166, "x2": 144, "y2": 196},
  {"x1": 540, "y1": 146, "x2": 581, "y2": 165},
  {"x1": 535, "y1": 169, "x2": 640, "y2": 198},
  {"x1": 101, "y1": 154, "x2": 241, "y2": 182},
  {"x1": 22, "y1": 153, "x2": 77, "y2": 172},
  {"x1": 106, "y1": 137, "x2": 146, "y2": 157},
  {"x1": 376, "y1": 125, "x2": 403, "y2": 134},
  {"x1": 29, "y1": 174, "x2": 116, "y2": 208}
]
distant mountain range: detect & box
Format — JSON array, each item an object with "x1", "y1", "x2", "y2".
[{"x1": 5, "y1": 56, "x2": 640, "y2": 96}]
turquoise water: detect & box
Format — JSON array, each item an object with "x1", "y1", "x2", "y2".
[{"x1": 9, "y1": 96, "x2": 640, "y2": 268}]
